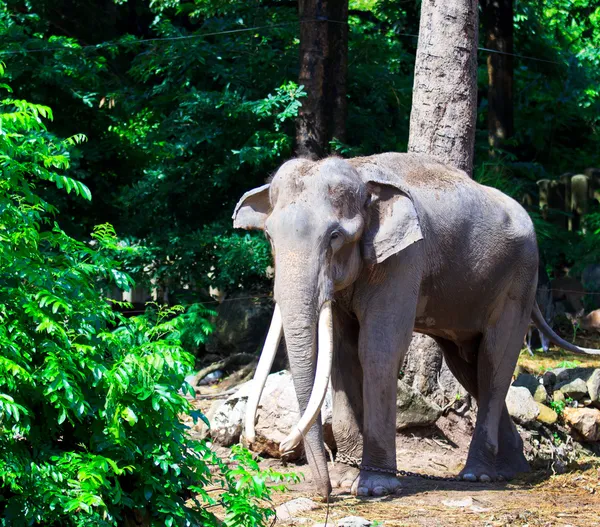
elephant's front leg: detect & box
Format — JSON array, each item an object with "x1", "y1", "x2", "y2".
[
  {"x1": 352, "y1": 256, "x2": 421, "y2": 497},
  {"x1": 330, "y1": 307, "x2": 363, "y2": 490}
]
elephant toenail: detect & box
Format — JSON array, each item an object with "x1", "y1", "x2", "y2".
[
  {"x1": 479, "y1": 474, "x2": 492, "y2": 483},
  {"x1": 357, "y1": 486, "x2": 369, "y2": 496},
  {"x1": 462, "y1": 473, "x2": 477, "y2": 482},
  {"x1": 372, "y1": 486, "x2": 387, "y2": 496}
]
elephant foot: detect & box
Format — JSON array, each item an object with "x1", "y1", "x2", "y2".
[
  {"x1": 459, "y1": 464, "x2": 497, "y2": 483},
  {"x1": 495, "y1": 452, "x2": 530, "y2": 481},
  {"x1": 350, "y1": 469, "x2": 402, "y2": 497},
  {"x1": 330, "y1": 463, "x2": 359, "y2": 490}
]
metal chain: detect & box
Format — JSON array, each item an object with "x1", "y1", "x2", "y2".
[{"x1": 335, "y1": 452, "x2": 461, "y2": 482}]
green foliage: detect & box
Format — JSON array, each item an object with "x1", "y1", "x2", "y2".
[
  {"x1": 550, "y1": 399, "x2": 566, "y2": 416},
  {"x1": 0, "y1": 76, "x2": 296, "y2": 526}
]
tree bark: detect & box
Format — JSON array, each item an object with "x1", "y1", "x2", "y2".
[
  {"x1": 482, "y1": 0, "x2": 514, "y2": 153},
  {"x1": 296, "y1": 0, "x2": 348, "y2": 160},
  {"x1": 408, "y1": 0, "x2": 479, "y2": 176},
  {"x1": 404, "y1": 0, "x2": 479, "y2": 408}
]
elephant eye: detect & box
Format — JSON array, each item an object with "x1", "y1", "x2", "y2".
[{"x1": 330, "y1": 231, "x2": 342, "y2": 241}]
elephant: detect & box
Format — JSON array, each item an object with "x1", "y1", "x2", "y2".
[{"x1": 232, "y1": 153, "x2": 600, "y2": 498}]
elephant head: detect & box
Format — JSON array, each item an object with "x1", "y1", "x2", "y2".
[{"x1": 232, "y1": 156, "x2": 422, "y2": 496}]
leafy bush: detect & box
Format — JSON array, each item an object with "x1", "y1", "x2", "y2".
[{"x1": 0, "y1": 70, "x2": 296, "y2": 526}]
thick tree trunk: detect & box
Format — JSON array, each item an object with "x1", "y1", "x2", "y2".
[
  {"x1": 404, "y1": 0, "x2": 479, "y2": 406},
  {"x1": 408, "y1": 0, "x2": 479, "y2": 176},
  {"x1": 482, "y1": 0, "x2": 514, "y2": 153},
  {"x1": 296, "y1": 0, "x2": 348, "y2": 159}
]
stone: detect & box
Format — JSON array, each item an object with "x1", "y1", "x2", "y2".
[
  {"x1": 208, "y1": 370, "x2": 334, "y2": 458},
  {"x1": 555, "y1": 367, "x2": 595, "y2": 386},
  {"x1": 205, "y1": 293, "x2": 279, "y2": 357},
  {"x1": 542, "y1": 370, "x2": 557, "y2": 389},
  {"x1": 559, "y1": 378, "x2": 589, "y2": 400},
  {"x1": 396, "y1": 379, "x2": 442, "y2": 429},
  {"x1": 534, "y1": 384, "x2": 548, "y2": 404},
  {"x1": 276, "y1": 498, "x2": 319, "y2": 521},
  {"x1": 553, "y1": 390, "x2": 566, "y2": 404},
  {"x1": 401, "y1": 334, "x2": 468, "y2": 406},
  {"x1": 337, "y1": 517, "x2": 372, "y2": 527},
  {"x1": 563, "y1": 408, "x2": 600, "y2": 442},
  {"x1": 506, "y1": 386, "x2": 540, "y2": 425},
  {"x1": 513, "y1": 373, "x2": 540, "y2": 396},
  {"x1": 587, "y1": 369, "x2": 600, "y2": 403},
  {"x1": 535, "y1": 403, "x2": 558, "y2": 425}
]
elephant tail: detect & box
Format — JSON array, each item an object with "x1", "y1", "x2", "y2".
[{"x1": 531, "y1": 302, "x2": 600, "y2": 355}]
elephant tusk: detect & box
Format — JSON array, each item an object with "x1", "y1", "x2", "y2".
[
  {"x1": 244, "y1": 304, "x2": 283, "y2": 443},
  {"x1": 280, "y1": 301, "x2": 333, "y2": 454}
]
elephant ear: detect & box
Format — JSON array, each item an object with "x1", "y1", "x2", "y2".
[
  {"x1": 232, "y1": 184, "x2": 271, "y2": 230},
  {"x1": 362, "y1": 179, "x2": 423, "y2": 265}
]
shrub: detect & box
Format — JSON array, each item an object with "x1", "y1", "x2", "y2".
[{"x1": 0, "y1": 67, "x2": 296, "y2": 526}]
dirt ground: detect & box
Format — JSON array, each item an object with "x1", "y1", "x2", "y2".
[
  {"x1": 263, "y1": 434, "x2": 600, "y2": 527},
  {"x1": 263, "y1": 347, "x2": 600, "y2": 526},
  {"x1": 201, "y1": 346, "x2": 600, "y2": 526}
]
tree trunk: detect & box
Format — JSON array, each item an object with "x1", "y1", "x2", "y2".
[
  {"x1": 482, "y1": 0, "x2": 514, "y2": 154},
  {"x1": 408, "y1": 0, "x2": 479, "y2": 176},
  {"x1": 296, "y1": 0, "x2": 348, "y2": 160},
  {"x1": 404, "y1": 0, "x2": 479, "y2": 407}
]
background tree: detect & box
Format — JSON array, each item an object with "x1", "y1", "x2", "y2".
[
  {"x1": 403, "y1": 0, "x2": 479, "y2": 398},
  {"x1": 296, "y1": 0, "x2": 349, "y2": 159},
  {"x1": 482, "y1": 0, "x2": 514, "y2": 155},
  {"x1": 408, "y1": 0, "x2": 479, "y2": 175}
]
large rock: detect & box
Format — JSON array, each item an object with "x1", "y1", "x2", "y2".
[
  {"x1": 396, "y1": 379, "x2": 442, "y2": 429},
  {"x1": 559, "y1": 378, "x2": 589, "y2": 400},
  {"x1": 402, "y1": 333, "x2": 468, "y2": 405},
  {"x1": 563, "y1": 408, "x2": 600, "y2": 442},
  {"x1": 587, "y1": 369, "x2": 600, "y2": 404},
  {"x1": 206, "y1": 293, "x2": 277, "y2": 357},
  {"x1": 208, "y1": 370, "x2": 334, "y2": 458},
  {"x1": 506, "y1": 386, "x2": 540, "y2": 425},
  {"x1": 513, "y1": 373, "x2": 540, "y2": 395}
]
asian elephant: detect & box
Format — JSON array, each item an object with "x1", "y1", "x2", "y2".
[{"x1": 232, "y1": 153, "x2": 599, "y2": 498}]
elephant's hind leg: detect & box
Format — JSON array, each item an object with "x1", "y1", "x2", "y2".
[
  {"x1": 461, "y1": 297, "x2": 532, "y2": 483},
  {"x1": 437, "y1": 338, "x2": 528, "y2": 480}
]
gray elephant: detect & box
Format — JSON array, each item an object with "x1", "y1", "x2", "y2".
[{"x1": 232, "y1": 153, "x2": 599, "y2": 498}]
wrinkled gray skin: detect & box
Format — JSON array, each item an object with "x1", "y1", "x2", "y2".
[{"x1": 233, "y1": 153, "x2": 538, "y2": 497}]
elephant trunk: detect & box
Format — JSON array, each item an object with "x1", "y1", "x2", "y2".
[{"x1": 277, "y1": 292, "x2": 332, "y2": 497}]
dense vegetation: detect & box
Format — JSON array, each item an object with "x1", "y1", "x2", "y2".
[{"x1": 0, "y1": 67, "x2": 296, "y2": 526}]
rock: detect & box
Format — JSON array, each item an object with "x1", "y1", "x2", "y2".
[
  {"x1": 542, "y1": 370, "x2": 557, "y2": 389},
  {"x1": 276, "y1": 498, "x2": 319, "y2": 521},
  {"x1": 402, "y1": 334, "x2": 468, "y2": 405},
  {"x1": 506, "y1": 386, "x2": 540, "y2": 425},
  {"x1": 442, "y1": 496, "x2": 473, "y2": 508},
  {"x1": 208, "y1": 370, "x2": 333, "y2": 458},
  {"x1": 563, "y1": 408, "x2": 600, "y2": 442},
  {"x1": 555, "y1": 367, "x2": 595, "y2": 386},
  {"x1": 396, "y1": 379, "x2": 442, "y2": 429},
  {"x1": 337, "y1": 517, "x2": 373, "y2": 527},
  {"x1": 205, "y1": 293, "x2": 280, "y2": 357},
  {"x1": 587, "y1": 369, "x2": 600, "y2": 404},
  {"x1": 513, "y1": 373, "x2": 540, "y2": 395},
  {"x1": 553, "y1": 390, "x2": 566, "y2": 404},
  {"x1": 535, "y1": 403, "x2": 558, "y2": 425},
  {"x1": 559, "y1": 378, "x2": 589, "y2": 400},
  {"x1": 534, "y1": 384, "x2": 548, "y2": 404}
]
